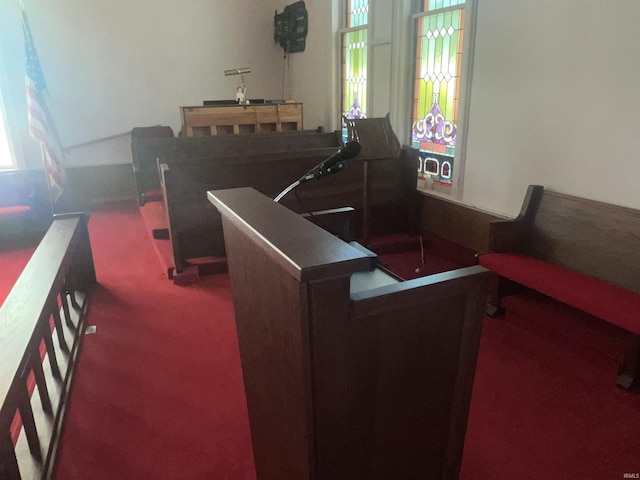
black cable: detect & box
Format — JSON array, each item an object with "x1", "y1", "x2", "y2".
[
  {"x1": 293, "y1": 188, "x2": 342, "y2": 238},
  {"x1": 294, "y1": 187, "x2": 316, "y2": 220}
]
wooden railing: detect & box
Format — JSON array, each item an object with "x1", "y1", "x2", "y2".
[{"x1": 0, "y1": 213, "x2": 96, "y2": 480}]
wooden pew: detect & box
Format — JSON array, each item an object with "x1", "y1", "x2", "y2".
[
  {"x1": 160, "y1": 146, "x2": 418, "y2": 274},
  {"x1": 130, "y1": 126, "x2": 174, "y2": 205},
  {"x1": 478, "y1": 185, "x2": 640, "y2": 389},
  {"x1": 131, "y1": 129, "x2": 342, "y2": 205},
  {"x1": 0, "y1": 213, "x2": 96, "y2": 479}
]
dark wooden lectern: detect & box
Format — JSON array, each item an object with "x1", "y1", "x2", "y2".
[{"x1": 208, "y1": 187, "x2": 489, "y2": 480}]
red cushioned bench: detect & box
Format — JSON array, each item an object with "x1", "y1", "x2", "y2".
[{"x1": 478, "y1": 185, "x2": 640, "y2": 391}]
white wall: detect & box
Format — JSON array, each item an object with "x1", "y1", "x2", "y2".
[
  {"x1": 313, "y1": 0, "x2": 640, "y2": 217},
  {"x1": 4, "y1": 0, "x2": 639, "y2": 216},
  {"x1": 1, "y1": 0, "x2": 290, "y2": 167},
  {"x1": 463, "y1": 0, "x2": 640, "y2": 215},
  {"x1": 273, "y1": 0, "x2": 335, "y2": 131}
]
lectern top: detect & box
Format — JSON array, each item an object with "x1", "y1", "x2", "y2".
[{"x1": 208, "y1": 187, "x2": 373, "y2": 282}]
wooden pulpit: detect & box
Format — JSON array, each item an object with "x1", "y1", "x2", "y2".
[{"x1": 208, "y1": 187, "x2": 489, "y2": 480}]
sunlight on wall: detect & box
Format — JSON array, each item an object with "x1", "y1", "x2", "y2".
[{"x1": 0, "y1": 106, "x2": 14, "y2": 169}]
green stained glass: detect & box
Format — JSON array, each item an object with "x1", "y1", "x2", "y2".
[
  {"x1": 347, "y1": 0, "x2": 369, "y2": 28},
  {"x1": 413, "y1": 4, "x2": 465, "y2": 186},
  {"x1": 453, "y1": 11, "x2": 461, "y2": 28},
  {"x1": 442, "y1": 30, "x2": 451, "y2": 73},
  {"x1": 342, "y1": 29, "x2": 367, "y2": 120},
  {"x1": 436, "y1": 10, "x2": 444, "y2": 30},
  {"x1": 435, "y1": 36, "x2": 443, "y2": 75},
  {"x1": 424, "y1": 0, "x2": 465, "y2": 12}
]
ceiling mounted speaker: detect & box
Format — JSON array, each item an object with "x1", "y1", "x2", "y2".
[{"x1": 274, "y1": 1, "x2": 308, "y2": 54}]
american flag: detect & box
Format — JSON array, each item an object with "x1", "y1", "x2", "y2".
[{"x1": 23, "y1": 10, "x2": 66, "y2": 202}]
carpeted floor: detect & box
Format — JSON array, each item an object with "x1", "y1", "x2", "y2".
[
  {"x1": 51, "y1": 201, "x2": 254, "y2": 480},
  {"x1": 0, "y1": 244, "x2": 38, "y2": 306},
  {"x1": 3, "y1": 200, "x2": 640, "y2": 479}
]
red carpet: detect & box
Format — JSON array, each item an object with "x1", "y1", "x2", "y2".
[
  {"x1": 138, "y1": 198, "x2": 228, "y2": 282},
  {"x1": 0, "y1": 244, "x2": 37, "y2": 306},
  {"x1": 51, "y1": 201, "x2": 254, "y2": 480},
  {"x1": 463, "y1": 313, "x2": 640, "y2": 479},
  {"x1": 367, "y1": 231, "x2": 477, "y2": 281},
  {"x1": 5, "y1": 199, "x2": 630, "y2": 480}
]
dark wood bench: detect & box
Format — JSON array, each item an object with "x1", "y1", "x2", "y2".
[
  {"x1": 478, "y1": 185, "x2": 640, "y2": 390},
  {"x1": 0, "y1": 213, "x2": 96, "y2": 479},
  {"x1": 160, "y1": 145, "x2": 419, "y2": 275},
  {"x1": 131, "y1": 128, "x2": 342, "y2": 205}
]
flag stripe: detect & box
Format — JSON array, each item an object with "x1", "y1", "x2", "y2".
[{"x1": 23, "y1": 10, "x2": 65, "y2": 203}]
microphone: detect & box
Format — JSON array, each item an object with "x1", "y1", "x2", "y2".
[{"x1": 299, "y1": 141, "x2": 361, "y2": 183}]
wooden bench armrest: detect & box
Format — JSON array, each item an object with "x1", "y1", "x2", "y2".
[
  {"x1": 486, "y1": 184, "x2": 544, "y2": 253},
  {"x1": 487, "y1": 219, "x2": 527, "y2": 253}
]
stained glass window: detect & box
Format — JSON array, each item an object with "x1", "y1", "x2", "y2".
[
  {"x1": 422, "y1": 0, "x2": 465, "y2": 11},
  {"x1": 341, "y1": 1, "x2": 368, "y2": 140},
  {"x1": 412, "y1": 0, "x2": 466, "y2": 189},
  {"x1": 347, "y1": 0, "x2": 369, "y2": 27},
  {"x1": 342, "y1": 29, "x2": 367, "y2": 120}
]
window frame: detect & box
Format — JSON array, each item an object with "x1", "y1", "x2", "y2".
[
  {"x1": 410, "y1": 0, "x2": 477, "y2": 199},
  {"x1": 339, "y1": 0, "x2": 370, "y2": 136},
  {"x1": 0, "y1": 84, "x2": 19, "y2": 171}
]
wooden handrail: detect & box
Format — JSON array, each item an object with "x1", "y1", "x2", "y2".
[
  {"x1": 0, "y1": 213, "x2": 95, "y2": 480},
  {"x1": 63, "y1": 126, "x2": 160, "y2": 153}
]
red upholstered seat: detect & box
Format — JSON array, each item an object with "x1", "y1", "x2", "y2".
[
  {"x1": 479, "y1": 253, "x2": 640, "y2": 336},
  {"x1": 0, "y1": 205, "x2": 31, "y2": 217}
]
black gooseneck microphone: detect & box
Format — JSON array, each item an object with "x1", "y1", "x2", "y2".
[
  {"x1": 274, "y1": 140, "x2": 361, "y2": 203},
  {"x1": 298, "y1": 140, "x2": 361, "y2": 183}
]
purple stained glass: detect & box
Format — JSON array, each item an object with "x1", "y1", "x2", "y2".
[
  {"x1": 348, "y1": 97, "x2": 365, "y2": 119},
  {"x1": 412, "y1": 93, "x2": 457, "y2": 146}
]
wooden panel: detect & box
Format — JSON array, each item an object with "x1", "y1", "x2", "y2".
[
  {"x1": 65, "y1": 164, "x2": 137, "y2": 204},
  {"x1": 528, "y1": 190, "x2": 640, "y2": 293},
  {"x1": 164, "y1": 147, "x2": 418, "y2": 270},
  {"x1": 340, "y1": 267, "x2": 488, "y2": 480},
  {"x1": 180, "y1": 104, "x2": 303, "y2": 137},
  {"x1": 222, "y1": 219, "x2": 314, "y2": 480},
  {"x1": 132, "y1": 130, "x2": 341, "y2": 205},
  {"x1": 163, "y1": 147, "x2": 345, "y2": 267},
  {"x1": 211, "y1": 188, "x2": 373, "y2": 479},
  {"x1": 418, "y1": 192, "x2": 506, "y2": 254},
  {"x1": 212, "y1": 188, "x2": 489, "y2": 480}
]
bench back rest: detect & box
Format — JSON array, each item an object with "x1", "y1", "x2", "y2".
[
  {"x1": 161, "y1": 147, "x2": 352, "y2": 262},
  {"x1": 132, "y1": 130, "x2": 343, "y2": 202},
  {"x1": 161, "y1": 146, "x2": 418, "y2": 266},
  {"x1": 525, "y1": 189, "x2": 640, "y2": 294}
]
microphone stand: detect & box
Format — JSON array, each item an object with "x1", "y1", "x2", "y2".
[
  {"x1": 274, "y1": 180, "x2": 301, "y2": 203},
  {"x1": 273, "y1": 162, "x2": 346, "y2": 203}
]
